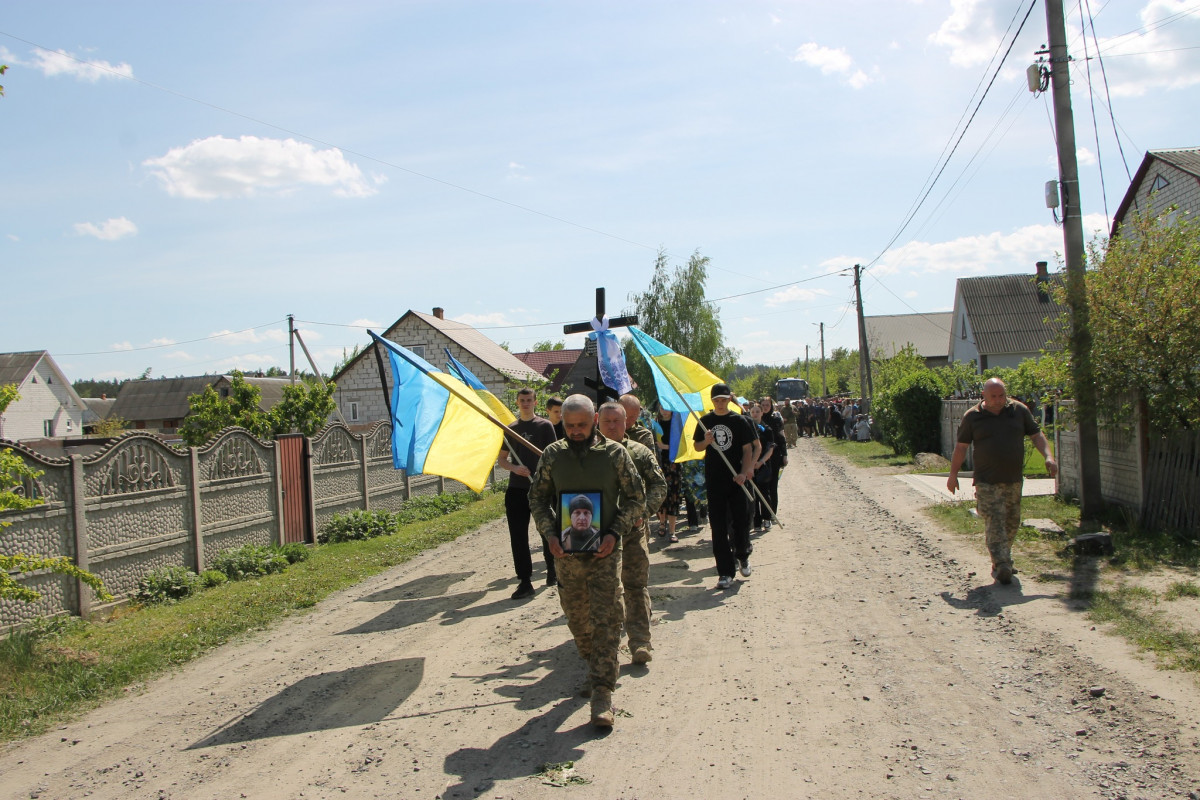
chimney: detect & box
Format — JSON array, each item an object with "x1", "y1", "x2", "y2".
[
  {"x1": 1035, "y1": 261, "x2": 1050, "y2": 302},
  {"x1": 432, "y1": 307, "x2": 444, "y2": 320}
]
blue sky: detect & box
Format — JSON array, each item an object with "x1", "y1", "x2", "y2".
[{"x1": 3, "y1": 1, "x2": 1198, "y2": 381}]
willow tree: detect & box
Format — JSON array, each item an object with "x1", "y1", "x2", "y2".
[{"x1": 623, "y1": 249, "x2": 739, "y2": 402}]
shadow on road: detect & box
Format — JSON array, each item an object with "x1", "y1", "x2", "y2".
[
  {"x1": 338, "y1": 590, "x2": 490, "y2": 634},
  {"x1": 187, "y1": 658, "x2": 424, "y2": 749},
  {"x1": 357, "y1": 571, "x2": 475, "y2": 603},
  {"x1": 939, "y1": 582, "x2": 1057, "y2": 617}
]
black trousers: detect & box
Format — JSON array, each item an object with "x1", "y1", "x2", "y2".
[
  {"x1": 708, "y1": 483, "x2": 752, "y2": 578},
  {"x1": 505, "y1": 489, "x2": 555, "y2": 583}
]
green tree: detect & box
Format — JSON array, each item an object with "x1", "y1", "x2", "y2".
[
  {"x1": 91, "y1": 415, "x2": 130, "y2": 437},
  {"x1": 1065, "y1": 209, "x2": 1200, "y2": 430},
  {"x1": 532, "y1": 339, "x2": 566, "y2": 352},
  {"x1": 1, "y1": 385, "x2": 112, "y2": 603},
  {"x1": 268, "y1": 380, "x2": 338, "y2": 437},
  {"x1": 178, "y1": 372, "x2": 337, "y2": 446},
  {"x1": 623, "y1": 249, "x2": 739, "y2": 403}
]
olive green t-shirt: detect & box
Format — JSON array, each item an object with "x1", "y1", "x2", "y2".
[{"x1": 957, "y1": 399, "x2": 1040, "y2": 485}]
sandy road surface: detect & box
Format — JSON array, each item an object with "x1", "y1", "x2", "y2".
[{"x1": 3, "y1": 439, "x2": 1199, "y2": 800}]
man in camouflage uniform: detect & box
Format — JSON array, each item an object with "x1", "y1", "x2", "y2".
[
  {"x1": 619, "y1": 393, "x2": 657, "y2": 451},
  {"x1": 948, "y1": 378, "x2": 1058, "y2": 585},
  {"x1": 599, "y1": 401, "x2": 667, "y2": 666},
  {"x1": 530, "y1": 394, "x2": 646, "y2": 728}
]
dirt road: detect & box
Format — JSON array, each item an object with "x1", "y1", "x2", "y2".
[{"x1": 3, "y1": 439, "x2": 1198, "y2": 799}]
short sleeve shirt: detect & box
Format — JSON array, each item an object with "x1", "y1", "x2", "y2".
[
  {"x1": 693, "y1": 411, "x2": 755, "y2": 485},
  {"x1": 957, "y1": 400, "x2": 1040, "y2": 485},
  {"x1": 502, "y1": 416, "x2": 557, "y2": 491}
]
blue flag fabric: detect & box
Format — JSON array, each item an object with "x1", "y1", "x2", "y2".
[{"x1": 588, "y1": 315, "x2": 633, "y2": 396}]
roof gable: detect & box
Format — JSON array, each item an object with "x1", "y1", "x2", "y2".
[
  {"x1": 864, "y1": 313, "x2": 953, "y2": 359},
  {"x1": 0, "y1": 351, "x2": 48, "y2": 388},
  {"x1": 957, "y1": 273, "x2": 1068, "y2": 356},
  {"x1": 1112, "y1": 147, "x2": 1200, "y2": 235}
]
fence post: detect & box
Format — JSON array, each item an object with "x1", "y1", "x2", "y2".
[
  {"x1": 69, "y1": 454, "x2": 90, "y2": 617},
  {"x1": 359, "y1": 433, "x2": 370, "y2": 512},
  {"x1": 188, "y1": 447, "x2": 204, "y2": 571},
  {"x1": 438, "y1": 476, "x2": 446, "y2": 495},
  {"x1": 304, "y1": 436, "x2": 317, "y2": 543},
  {"x1": 273, "y1": 441, "x2": 286, "y2": 546},
  {"x1": 403, "y1": 470, "x2": 411, "y2": 501}
]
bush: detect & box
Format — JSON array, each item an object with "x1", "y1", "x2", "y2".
[
  {"x1": 395, "y1": 493, "x2": 477, "y2": 524},
  {"x1": 210, "y1": 544, "x2": 289, "y2": 581},
  {"x1": 136, "y1": 565, "x2": 201, "y2": 604},
  {"x1": 199, "y1": 569, "x2": 228, "y2": 588},
  {"x1": 876, "y1": 370, "x2": 946, "y2": 457},
  {"x1": 276, "y1": 542, "x2": 311, "y2": 564},
  {"x1": 318, "y1": 510, "x2": 397, "y2": 544}
]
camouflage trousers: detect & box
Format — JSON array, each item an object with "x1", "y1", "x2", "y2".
[
  {"x1": 622, "y1": 520, "x2": 652, "y2": 652},
  {"x1": 555, "y1": 549, "x2": 624, "y2": 693},
  {"x1": 784, "y1": 422, "x2": 798, "y2": 447},
  {"x1": 975, "y1": 482, "x2": 1023, "y2": 575}
]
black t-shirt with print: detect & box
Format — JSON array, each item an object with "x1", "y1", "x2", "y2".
[{"x1": 693, "y1": 411, "x2": 756, "y2": 489}]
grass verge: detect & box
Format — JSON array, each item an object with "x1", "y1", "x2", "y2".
[
  {"x1": 0, "y1": 491, "x2": 505, "y2": 743},
  {"x1": 816, "y1": 438, "x2": 912, "y2": 469},
  {"x1": 1078, "y1": 586, "x2": 1200, "y2": 672}
]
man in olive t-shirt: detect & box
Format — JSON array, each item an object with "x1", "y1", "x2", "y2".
[{"x1": 947, "y1": 378, "x2": 1058, "y2": 585}]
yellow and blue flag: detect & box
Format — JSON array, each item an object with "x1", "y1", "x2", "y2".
[
  {"x1": 628, "y1": 326, "x2": 736, "y2": 463},
  {"x1": 444, "y1": 349, "x2": 516, "y2": 426},
  {"x1": 370, "y1": 333, "x2": 504, "y2": 493}
]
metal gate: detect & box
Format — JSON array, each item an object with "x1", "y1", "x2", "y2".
[{"x1": 278, "y1": 433, "x2": 313, "y2": 544}]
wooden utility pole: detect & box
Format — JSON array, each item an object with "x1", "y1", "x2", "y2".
[
  {"x1": 1045, "y1": 0, "x2": 1103, "y2": 520},
  {"x1": 288, "y1": 314, "x2": 296, "y2": 385},
  {"x1": 853, "y1": 264, "x2": 874, "y2": 411},
  {"x1": 805, "y1": 345, "x2": 810, "y2": 384},
  {"x1": 819, "y1": 323, "x2": 827, "y2": 397}
]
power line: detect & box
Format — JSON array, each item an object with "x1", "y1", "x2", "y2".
[{"x1": 57, "y1": 320, "x2": 286, "y2": 356}]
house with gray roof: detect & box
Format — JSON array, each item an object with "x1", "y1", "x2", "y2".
[
  {"x1": 108, "y1": 374, "x2": 301, "y2": 435},
  {"x1": 948, "y1": 263, "x2": 1068, "y2": 372},
  {"x1": 865, "y1": 312, "x2": 953, "y2": 369},
  {"x1": 1111, "y1": 147, "x2": 1200, "y2": 237},
  {"x1": 0, "y1": 351, "x2": 87, "y2": 441},
  {"x1": 330, "y1": 307, "x2": 546, "y2": 429}
]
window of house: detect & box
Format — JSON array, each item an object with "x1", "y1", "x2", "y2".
[
  {"x1": 960, "y1": 317, "x2": 967, "y2": 340},
  {"x1": 47, "y1": 375, "x2": 53, "y2": 384},
  {"x1": 408, "y1": 345, "x2": 425, "y2": 359},
  {"x1": 1150, "y1": 173, "x2": 1170, "y2": 193},
  {"x1": 43, "y1": 420, "x2": 54, "y2": 437},
  {"x1": 350, "y1": 402, "x2": 359, "y2": 422},
  {"x1": 30, "y1": 376, "x2": 37, "y2": 384},
  {"x1": 163, "y1": 419, "x2": 177, "y2": 429},
  {"x1": 220, "y1": 387, "x2": 230, "y2": 398}
]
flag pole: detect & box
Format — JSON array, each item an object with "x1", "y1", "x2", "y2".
[{"x1": 369, "y1": 332, "x2": 542, "y2": 460}]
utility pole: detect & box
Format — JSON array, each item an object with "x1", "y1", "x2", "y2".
[
  {"x1": 805, "y1": 345, "x2": 810, "y2": 384},
  {"x1": 1045, "y1": 0, "x2": 1103, "y2": 521},
  {"x1": 819, "y1": 322, "x2": 827, "y2": 397},
  {"x1": 288, "y1": 314, "x2": 296, "y2": 385},
  {"x1": 853, "y1": 264, "x2": 874, "y2": 411}
]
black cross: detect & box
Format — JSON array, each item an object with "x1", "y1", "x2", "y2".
[{"x1": 563, "y1": 287, "x2": 637, "y2": 404}]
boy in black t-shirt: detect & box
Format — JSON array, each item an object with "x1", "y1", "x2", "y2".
[
  {"x1": 693, "y1": 383, "x2": 756, "y2": 589},
  {"x1": 499, "y1": 388, "x2": 559, "y2": 598}
]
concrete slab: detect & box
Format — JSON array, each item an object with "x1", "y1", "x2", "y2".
[{"x1": 894, "y1": 473, "x2": 1057, "y2": 503}]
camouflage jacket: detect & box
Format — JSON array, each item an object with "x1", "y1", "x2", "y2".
[
  {"x1": 622, "y1": 436, "x2": 667, "y2": 518},
  {"x1": 628, "y1": 423, "x2": 656, "y2": 452},
  {"x1": 529, "y1": 432, "x2": 646, "y2": 548}
]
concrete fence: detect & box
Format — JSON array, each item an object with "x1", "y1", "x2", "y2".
[{"x1": 1, "y1": 421, "x2": 488, "y2": 628}]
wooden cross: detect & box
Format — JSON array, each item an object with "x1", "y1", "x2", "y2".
[{"x1": 563, "y1": 287, "x2": 638, "y2": 404}]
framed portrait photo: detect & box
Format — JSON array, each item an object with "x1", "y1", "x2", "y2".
[{"x1": 558, "y1": 491, "x2": 604, "y2": 553}]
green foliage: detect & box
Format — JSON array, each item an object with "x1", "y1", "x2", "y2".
[
  {"x1": 731, "y1": 365, "x2": 788, "y2": 402},
  {"x1": 71, "y1": 378, "x2": 122, "y2": 398},
  {"x1": 874, "y1": 370, "x2": 946, "y2": 456},
  {"x1": 209, "y1": 544, "x2": 289, "y2": 581},
  {"x1": 90, "y1": 415, "x2": 129, "y2": 437},
  {"x1": 331, "y1": 343, "x2": 364, "y2": 377},
  {"x1": 394, "y1": 492, "x2": 477, "y2": 524},
  {"x1": 0, "y1": 554, "x2": 113, "y2": 603},
  {"x1": 532, "y1": 339, "x2": 566, "y2": 351},
  {"x1": 1067, "y1": 208, "x2": 1200, "y2": 430},
  {"x1": 982, "y1": 351, "x2": 1072, "y2": 405},
  {"x1": 135, "y1": 565, "x2": 201, "y2": 604},
  {"x1": 624, "y1": 249, "x2": 740, "y2": 404},
  {"x1": 318, "y1": 509, "x2": 398, "y2": 543},
  {"x1": 199, "y1": 569, "x2": 227, "y2": 588},
  {"x1": 177, "y1": 371, "x2": 336, "y2": 446},
  {"x1": 275, "y1": 542, "x2": 311, "y2": 564},
  {"x1": 1165, "y1": 581, "x2": 1200, "y2": 601}
]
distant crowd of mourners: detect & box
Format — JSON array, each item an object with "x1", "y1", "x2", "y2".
[{"x1": 778, "y1": 396, "x2": 872, "y2": 443}]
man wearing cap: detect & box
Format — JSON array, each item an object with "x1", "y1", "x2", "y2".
[
  {"x1": 561, "y1": 494, "x2": 602, "y2": 552},
  {"x1": 599, "y1": 400, "x2": 667, "y2": 667},
  {"x1": 529, "y1": 394, "x2": 646, "y2": 728},
  {"x1": 693, "y1": 383, "x2": 757, "y2": 590}
]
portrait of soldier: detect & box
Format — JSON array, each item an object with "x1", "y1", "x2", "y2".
[{"x1": 561, "y1": 493, "x2": 602, "y2": 552}]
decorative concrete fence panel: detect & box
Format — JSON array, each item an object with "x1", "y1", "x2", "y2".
[
  {"x1": 364, "y1": 422, "x2": 411, "y2": 514},
  {"x1": 311, "y1": 424, "x2": 367, "y2": 532},
  {"x1": 196, "y1": 429, "x2": 282, "y2": 565}
]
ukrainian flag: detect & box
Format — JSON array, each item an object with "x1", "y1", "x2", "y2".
[
  {"x1": 628, "y1": 326, "x2": 737, "y2": 463},
  {"x1": 444, "y1": 349, "x2": 516, "y2": 426},
  {"x1": 370, "y1": 333, "x2": 505, "y2": 493}
]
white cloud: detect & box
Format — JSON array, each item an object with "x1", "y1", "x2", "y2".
[
  {"x1": 1076, "y1": 147, "x2": 1097, "y2": 166},
  {"x1": 163, "y1": 351, "x2": 195, "y2": 361},
  {"x1": 112, "y1": 342, "x2": 133, "y2": 351},
  {"x1": 869, "y1": 214, "x2": 1107, "y2": 275},
  {"x1": 150, "y1": 337, "x2": 177, "y2": 346},
  {"x1": 765, "y1": 286, "x2": 832, "y2": 307},
  {"x1": 144, "y1": 136, "x2": 376, "y2": 199},
  {"x1": 6, "y1": 234, "x2": 19, "y2": 242},
  {"x1": 208, "y1": 328, "x2": 290, "y2": 346},
  {"x1": 31, "y1": 48, "x2": 133, "y2": 82},
  {"x1": 904, "y1": 290, "x2": 919, "y2": 298},
  {"x1": 790, "y1": 43, "x2": 872, "y2": 88},
  {"x1": 452, "y1": 312, "x2": 511, "y2": 327},
  {"x1": 1088, "y1": 0, "x2": 1200, "y2": 97},
  {"x1": 929, "y1": 0, "x2": 1002, "y2": 67},
  {"x1": 507, "y1": 161, "x2": 531, "y2": 181},
  {"x1": 73, "y1": 217, "x2": 137, "y2": 240},
  {"x1": 348, "y1": 318, "x2": 381, "y2": 329}
]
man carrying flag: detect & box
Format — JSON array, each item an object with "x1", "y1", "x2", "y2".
[
  {"x1": 498, "y1": 387, "x2": 559, "y2": 599},
  {"x1": 693, "y1": 382, "x2": 757, "y2": 590}
]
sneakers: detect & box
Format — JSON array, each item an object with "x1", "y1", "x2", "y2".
[
  {"x1": 995, "y1": 565, "x2": 1014, "y2": 585},
  {"x1": 716, "y1": 575, "x2": 733, "y2": 590},
  {"x1": 510, "y1": 581, "x2": 535, "y2": 600},
  {"x1": 763, "y1": 519, "x2": 772, "y2": 531},
  {"x1": 631, "y1": 645, "x2": 652, "y2": 664},
  {"x1": 739, "y1": 559, "x2": 752, "y2": 578},
  {"x1": 590, "y1": 688, "x2": 614, "y2": 728}
]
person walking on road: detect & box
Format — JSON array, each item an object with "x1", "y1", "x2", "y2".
[
  {"x1": 693, "y1": 383, "x2": 756, "y2": 590},
  {"x1": 498, "y1": 388, "x2": 559, "y2": 599},
  {"x1": 599, "y1": 401, "x2": 667, "y2": 666},
  {"x1": 529, "y1": 394, "x2": 646, "y2": 728},
  {"x1": 947, "y1": 378, "x2": 1058, "y2": 585}
]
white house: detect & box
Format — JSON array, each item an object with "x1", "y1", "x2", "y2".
[
  {"x1": 0, "y1": 351, "x2": 87, "y2": 441},
  {"x1": 947, "y1": 264, "x2": 1069, "y2": 372}
]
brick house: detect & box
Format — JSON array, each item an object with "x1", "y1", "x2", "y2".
[
  {"x1": 1111, "y1": 147, "x2": 1200, "y2": 236},
  {"x1": 0, "y1": 350, "x2": 87, "y2": 441},
  {"x1": 330, "y1": 308, "x2": 545, "y2": 429}
]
